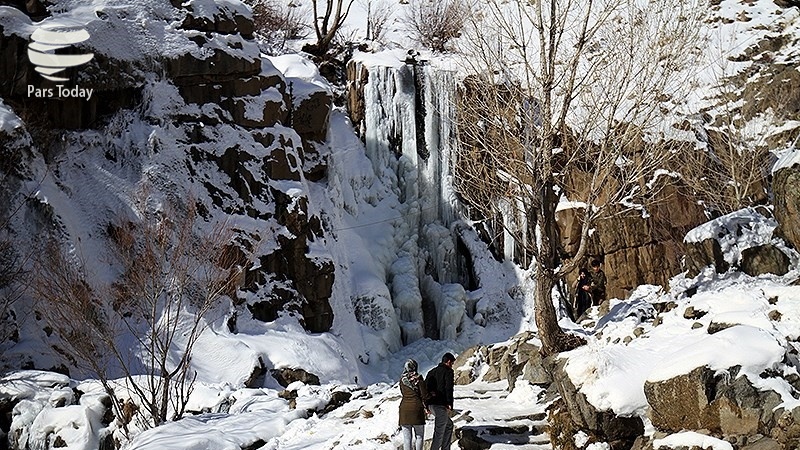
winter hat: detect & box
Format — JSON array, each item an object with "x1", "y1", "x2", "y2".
[{"x1": 403, "y1": 359, "x2": 418, "y2": 373}]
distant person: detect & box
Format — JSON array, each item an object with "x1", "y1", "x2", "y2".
[
  {"x1": 574, "y1": 267, "x2": 593, "y2": 320},
  {"x1": 399, "y1": 359, "x2": 428, "y2": 450},
  {"x1": 425, "y1": 352, "x2": 455, "y2": 450},
  {"x1": 589, "y1": 259, "x2": 607, "y2": 308}
]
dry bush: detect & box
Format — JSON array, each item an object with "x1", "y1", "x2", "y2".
[
  {"x1": 402, "y1": 0, "x2": 470, "y2": 52},
  {"x1": 678, "y1": 124, "x2": 773, "y2": 216},
  {"x1": 0, "y1": 238, "x2": 27, "y2": 351},
  {"x1": 36, "y1": 192, "x2": 244, "y2": 432},
  {"x1": 359, "y1": 0, "x2": 393, "y2": 42},
  {"x1": 250, "y1": 0, "x2": 309, "y2": 53},
  {"x1": 0, "y1": 170, "x2": 33, "y2": 355}
]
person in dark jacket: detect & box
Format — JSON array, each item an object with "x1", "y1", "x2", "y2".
[
  {"x1": 425, "y1": 352, "x2": 455, "y2": 450},
  {"x1": 574, "y1": 267, "x2": 593, "y2": 320},
  {"x1": 399, "y1": 359, "x2": 428, "y2": 450},
  {"x1": 589, "y1": 259, "x2": 607, "y2": 305}
]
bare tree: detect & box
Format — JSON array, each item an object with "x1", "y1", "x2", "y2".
[
  {"x1": 36, "y1": 192, "x2": 244, "y2": 432},
  {"x1": 401, "y1": 0, "x2": 470, "y2": 52},
  {"x1": 358, "y1": 0, "x2": 393, "y2": 42},
  {"x1": 678, "y1": 113, "x2": 774, "y2": 216},
  {"x1": 304, "y1": 0, "x2": 356, "y2": 56},
  {"x1": 455, "y1": 0, "x2": 701, "y2": 354},
  {"x1": 0, "y1": 168, "x2": 40, "y2": 357}
]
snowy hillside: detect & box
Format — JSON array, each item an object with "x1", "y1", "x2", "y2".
[{"x1": 1, "y1": 0, "x2": 799, "y2": 449}]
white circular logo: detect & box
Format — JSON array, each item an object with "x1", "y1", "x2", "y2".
[{"x1": 28, "y1": 26, "x2": 94, "y2": 82}]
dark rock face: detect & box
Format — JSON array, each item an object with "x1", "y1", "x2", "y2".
[
  {"x1": 590, "y1": 184, "x2": 706, "y2": 300},
  {"x1": 740, "y1": 244, "x2": 790, "y2": 276},
  {"x1": 774, "y1": 164, "x2": 800, "y2": 251}
]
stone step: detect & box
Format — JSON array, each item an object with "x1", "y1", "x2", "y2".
[{"x1": 457, "y1": 424, "x2": 551, "y2": 450}]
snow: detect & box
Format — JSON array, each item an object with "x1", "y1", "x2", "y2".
[
  {"x1": 684, "y1": 207, "x2": 778, "y2": 264},
  {"x1": 646, "y1": 325, "x2": 784, "y2": 382},
  {"x1": 653, "y1": 431, "x2": 734, "y2": 450},
  {"x1": 269, "y1": 53, "x2": 331, "y2": 101},
  {"x1": 774, "y1": 147, "x2": 800, "y2": 173},
  {"x1": 0, "y1": 100, "x2": 22, "y2": 134}
]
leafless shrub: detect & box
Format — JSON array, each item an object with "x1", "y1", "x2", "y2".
[
  {"x1": 0, "y1": 238, "x2": 27, "y2": 350},
  {"x1": 36, "y1": 192, "x2": 245, "y2": 433},
  {"x1": 359, "y1": 0, "x2": 393, "y2": 42},
  {"x1": 249, "y1": 0, "x2": 309, "y2": 53},
  {"x1": 0, "y1": 170, "x2": 35, "y2": 356},
  {"x1": 678, "y1": 117, "x2": 774, "y2": 216},
  {"x1": 402, "y1": 0, "x2": 470, "y2": 52}
]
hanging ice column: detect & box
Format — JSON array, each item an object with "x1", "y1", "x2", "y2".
[{"x1": 355, "y1": 55, "x2": 467, "y2": 342}]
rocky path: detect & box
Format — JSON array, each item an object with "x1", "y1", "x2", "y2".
[
  {"x1": 264, "y1": 377, "x2": 554, "y2": 449},
  {"x1": 450, "y1": 381, "x2": 552, "y2": 450}
]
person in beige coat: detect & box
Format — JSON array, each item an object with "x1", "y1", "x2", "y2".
[{"x1": 399, "y1": 359, "x2": 428, "y2": 450}]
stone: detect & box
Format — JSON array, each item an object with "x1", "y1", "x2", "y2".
[
  {"x1": 740, "y1": 244, "x2": 790, "y2": 276},
  {"x1": 685, "y1": 238, "x2": 730, "y2": 278},
  {"x1": 165, "y1": 48, "x2": 261, "y2": 87},
  {"x1": 546, "y1": 356, "x2": 644, "y2": 446},
  {"x1": 453, "y1": 347, "x2": 481, "y2": 385},
  {"x1": 270, "y1": 368, "x2": 320, "y2": 387},
  {"x1": 346, "y1": 60, "x2": 369, "y2": 132},
  {"x1": 645, "y1": 365, "x2": 783, "y2": 437},
  {"x1": 292, "y1": 90, "x2": 333, "y2": 143},
  {"x1": 645, "y1": 366, "x2": 719, "y2": 432},
  {"x1": 741, "y1": 437, "x2": 782, "y2": 450},
  {"x1": 684, "y1": 306, "x2": 707, "y2": 319},
  {"x1": 321, "y1": 391, "x2": 352, "y2": 414},
  {"x1": 707, "y1": 321, "x2": 736, "y2": 334},
  {"x1": 180, "y1": 8, "x2": 255, "y2": 36}
]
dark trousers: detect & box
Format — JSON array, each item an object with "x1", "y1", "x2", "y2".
[{"x1": 430, "y1": 405, "x2": 453, "y2": 450}]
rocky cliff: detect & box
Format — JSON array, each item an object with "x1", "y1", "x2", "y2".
[{"x1": 0, "y1": 0, "x2": 337, "y2": 373}]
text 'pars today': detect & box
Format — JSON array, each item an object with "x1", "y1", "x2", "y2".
[{"x1": 27, "y1": 85, "x2": 94, "y2": 100}]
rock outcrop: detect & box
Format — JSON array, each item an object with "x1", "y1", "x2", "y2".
[
  {"x1": 683, "y1": 207, "x2": 794, "y2": 279},
  {"x1": 773, "y1": 161, "x2": 800, "y2": 252},
  {"x1": 547, "y1": 356, "x2": 644, "y2": 450},
  {"x1": 453, "y1": 332, "x2": 551, "y2": 389},
  {"x1": 644, "y1": 364, "x2": 800, "y2": 449},
  {"x1": 558, "y1": 183, "x2": 706, "y2": 300}
]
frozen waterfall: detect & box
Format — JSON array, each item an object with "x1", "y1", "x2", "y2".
[{"x1": 352, "y1": 55, "x2": 468, "y2": 343}]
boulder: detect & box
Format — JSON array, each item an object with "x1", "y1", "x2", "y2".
[
  {"x1": 453, "y1": 346, "x2": 485, "y2": 385},
  {"x1": 453, "y1": 332, "x2": 550, "y2": 388},
  {"x1": 684, "y1": 238, "x2": 730, "y2": 277},
  {"x1": 270, "y1": 368, "x2": 320, "y2": 387},
  {"x1": 644, "y1": 366, "x2": 782, "y2": 436},
  {"x1": 740, "y1": 244, "x2": 790, "y2": 276},
  {"x1": 773, "y1": 164, "x2": 800, "y2": 251},
  {"x1": 547, "y1": 356, "x2": 644, "y2": 447}
]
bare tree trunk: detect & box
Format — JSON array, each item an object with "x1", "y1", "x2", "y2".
[{"x1": 535, "y1": 180, "x2": 583, "y2": 355}]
